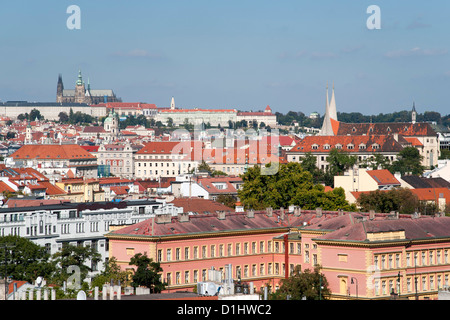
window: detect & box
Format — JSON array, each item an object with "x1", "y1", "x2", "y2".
[
  {"x1": 184, "y1": 247, "x2": 189, "y2": 260},
  {"x1": 185, "y1": 271, "x2": 190, "y2": 284},
  {"x1": 167, "y1": 249, "x2": 172, "y2": 261},
  {"x1": 193, "y1": 246, "x2": 198, "y2": 259},
  {"x1": 176, "y1": 248, "x2": 181, "y2": 261},
  {"x1": 176, "y1": 272, "x2": 181, "y2": 285},
  {"x1": 202, "y1": 245, "x2": 207, "y2": 258}
]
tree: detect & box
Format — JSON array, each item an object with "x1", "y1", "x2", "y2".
[
  {"x1": 274, "y1": 265, "x2": 331, "y2": 300},
  {"x1": 357, "y1": 188, "x2": 419, "y2": 214},
  {"x1": 129, "y1": 253, "x2": 166, "y2": 293},
  {"x1": 238, "y1": 162, "x2": 356, "y2": 211},
  {"x1": 216, "y1": 194, "x2": 237, "y2": 208},
  {"x1": 327, "y1": 148, "x2": 358, "y2": 177},
  {"x1": 389, "y1": 146, "x2": 425, "y2": 174},
  {"x1": 91, "y1": 256, "x2": 130, "y2": 288},
  {"x1": 0, "y1": 235, "x2": 55, "y2": 283},
  {"x1": 58, "y1": 111, "x2": 69, "y2": 123},
  {"x1": 29, "y1": 108, "x2": 43, "y2": 121},
  {"x1": 50, "y1": 243, "x2": 101, "y2": 286}
]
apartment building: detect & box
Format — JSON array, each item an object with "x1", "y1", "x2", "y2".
[
  {"x1": 0, "y1": 199, "x2": 181, "y2": 280},
  {"x1": 134, "y1": 141, "x2": 200, "y2": 180}
]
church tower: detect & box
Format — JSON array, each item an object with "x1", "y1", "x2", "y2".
[
  {"x1": 319, "y1": 82, "x2": 338, "y2": 136},
  {"x1": 170, "y1": 96, "x2": 175, "y2": 110},
  {"x1": 411, "y1": 102, "x2": 417, "y2": 124},
  {"x1": 56, "y1": 74, "x2": 64, "y2": 103},
  {"x1": 74, "y1": 69, "x2": 86, "y2": 103}
]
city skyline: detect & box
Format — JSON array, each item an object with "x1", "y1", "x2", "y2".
[{"x1": 0, "y1": 1, "x2": 449, "y2": 116}]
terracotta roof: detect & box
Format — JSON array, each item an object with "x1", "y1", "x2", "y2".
[
  {"x1": 0, "y1": 181, "x2": 15, "y2": 193},
  {"x1": 316, "y1": 215, "x2": 450, "y2": 242},
  {"x1": 10, "y1": 144, "x2": 96, "y2": 160},
  {"x1": 366, "y1": 170, "x2": 401, "y2": 186},
  {"x1": 160, "y1": 108, "x2": 236, "y2": 113},
  {"x1": 410, "y1": 188, "x2": 450, "y2": 205},
  {"x1": 289, "y1": 134, "x2": 404, "y2": 153},
  {"x1": 136, "y1": 141, "x2": 196, "y2": 155},
  {"x1": 82, "y1": 126, "x2": 106, "y2": 133},
  {"x1": 108, "y1": 210, "x2": 285, "y2": 238},
  {"x1": 170, "y1": 198, "x2": 234, "y2": 214},
  {"x1": 336, "y1": 122, "x2": 436, "y2": 137}
]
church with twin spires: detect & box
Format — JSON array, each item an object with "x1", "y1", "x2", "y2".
[{"x1": 56, "y1": 70, "x2": 121, "y2": 105}]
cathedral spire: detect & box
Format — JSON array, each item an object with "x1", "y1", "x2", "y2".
[
  {"x1": 76, "y1": 69, "x2": 83, "y2": 86},
  {"x1": 328, "y1": 82, "x2": 338, "y2": 121}
]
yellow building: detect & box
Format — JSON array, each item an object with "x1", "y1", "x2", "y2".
[{"x1": 55, "y1": 178, "x2": 104, "y2": 202}]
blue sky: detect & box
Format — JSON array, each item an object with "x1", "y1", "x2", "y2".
[{"x1": 0, "y1": 0, "x2": 449, "y2": 116}]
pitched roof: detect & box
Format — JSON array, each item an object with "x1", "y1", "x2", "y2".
[
  {"x1": 336, "y1": 122, "x2": 436, "y2": 137},
  {"x1": 289, "y1": 134, "x2": 404, "y2": 153},
  {"x1": 366, "y1": 170, "x2": 401, "y2": 186},
  {"x1": 402, "y1": 175, "x2": 450, "y2": 189},
  {"x1": 10, "y1": 144, "x2": 96, "y2": 160},
  {"x1": 315, "y1": 215, "x2": 450, "y2": 242},
  {"x1": 169, "y1": 198, "x2": 234, "y2": 214}
]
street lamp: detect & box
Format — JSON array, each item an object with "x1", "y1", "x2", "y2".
[{"x1": 351, "y1": 277, "x2": 358, "y2": 299}]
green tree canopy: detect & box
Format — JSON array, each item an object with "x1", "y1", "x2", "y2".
[
  {"x1": 389, "y1": 146, "x2": 425, "y2": 174},
  {"x1": 357, "y1": 188, "x2": 419, "y2": 214},
  {"x1": 91, "y1": 256, "x2": 130, "y2": 288},
  {"x1": 238, "y1": 162, "x2": 356, "y2": 211},
  {"x1": 50, "y1": 243, "x2": 101, "y2": 286},
  {"x1": 129, "y1": 252, "x2": 166, "y2": 293},
  {"x1": 0, "y1": 235, "x2": 55, "y2": 283},
  {"x1": 274, "y1": 265, "x2": 331, "y2": 300}
]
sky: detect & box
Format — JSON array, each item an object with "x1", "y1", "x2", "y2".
[{"x1": 0, "y1": 0, "x2": 449, "y2": 116}]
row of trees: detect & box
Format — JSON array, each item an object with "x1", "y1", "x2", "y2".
[
  {"x1": 275, "y1": 109, "x2": 450, "y2": 128},
  {"x1": 0, "y1": 235, "x2": 166, "y2": 298},
  {"x1": 1, "y1": 234, "x2": 332, "y2": 300},
  {"x1": 299, "y1": 146, "x2": 426, "y2": 188}
]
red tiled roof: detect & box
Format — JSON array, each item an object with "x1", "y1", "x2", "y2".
[
  {"x1": 170, "y1": 198, "x2": 234, "y2": 214},
  {"x1": 0, "y1": 181, "x2": 15, "y2": 193},
  {"x1": 336, "y1": 122, "x2": 436, "y2": 137},
  {"x1": 136, "y1": 141, "x2": 197, "y2": 155},
  {"x1": 289, "y1": 134, "x2": 403, "y2": 153},
  {"x1": 316, "y1": 215, "x2": 450, "y2": 242},
  {"x1": 10, "y1": 144, "x2": 97, "y2": 160},
  {"x1": 366, "y1": 170, "x2": 401, "y2": 186}
]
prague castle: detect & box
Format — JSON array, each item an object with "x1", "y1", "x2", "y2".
[{"x1": 56, "y1": 70, "x2": 121, "y2": 105}]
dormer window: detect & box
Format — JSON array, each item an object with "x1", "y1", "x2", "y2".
[
  {"x1": 359, "y1": 144, "x2": 366, "y2": 150},
  {"x1": 312, "y1": 144, "x2": 319, "y2": 150},
  {"x1": 323, "y1": 144, "x2": 330, "y2": 150},
  {"x1": 372, "y1": 143, "x2": 380, "y2": 150},
  {"x1": 335, "y1": 144, "x2": 342, "y2": 149},
  {"x1": 347, "y1": 144, "x2": 354, "y2": 150}
]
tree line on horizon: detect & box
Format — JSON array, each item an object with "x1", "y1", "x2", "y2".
[{"x1": 276, "y1": 109, "x2": 450, "y2": 128}]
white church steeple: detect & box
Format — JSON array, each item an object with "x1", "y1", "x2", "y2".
[{"x1": 319, "y1": 82, "x2": 338, "y2": 136}]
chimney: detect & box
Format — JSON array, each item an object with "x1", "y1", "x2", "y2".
[
  {"x1": 279, "y1": 207, "x2": 285, "y2": 220},
  {"x1": 155, "y1": 213, "x2": 172, "y2": 224},
  {"x1": 316, "y1": 207, "x2": 322, "y2": 218},
  {"x1": 412, "y1": 212, "x2": 421, "y2": 219},
  {"x1": 247, "y1": 209, "x2": 255, "y2": 218},
  {"x1": 216, "y1": 210, "x2": 226, "y2": 220},
  {"x1": 178, "y1": 212, "x2": 190, "y2": 222},
  {"x1": 266, "y1": 207, "x2": 273, "y2": 217},
  {"x1": 338, "y1": 209, "x2": 344, "y2": 216},
  {"x1": 293, "y1": 206, "x2": 301, "y2": 217},
  {"x1": 369, "y1": 210, "x2": 375, "y2": 220}
]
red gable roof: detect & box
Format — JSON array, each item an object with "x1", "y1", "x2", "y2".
[
  {"x1": 366, "y1": 170, "x2": 401, "y2": 186},
  {"x1": 10, "y1": 144, "x2": 96, "y2": 160}
]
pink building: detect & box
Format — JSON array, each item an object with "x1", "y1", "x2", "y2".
[{"x1": 107, "y1": 208, "x2": 450, "y2": 299}]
